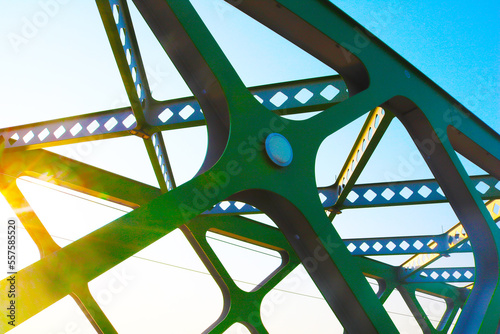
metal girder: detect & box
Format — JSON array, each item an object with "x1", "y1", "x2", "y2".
[
  {"x1": 98, "y1": 0, "x2": 177, "y2": 193},
  {"x1": 0, "y1": 75, "x2": 346, "y2": 151},
  {"x1": 0, "y1": 151, "x2": 468, "y2": 330},
  {"x1": 96, "y1": 0, "x2": 150, "y2": 126},
  {"x1": 0, "y1": 107, "x2": 137, "y2": 150},
  {"x1": 329, "y1": 107, "x2": 393, "y2": 216},
  {"x1": 206, "y1": 175, "x2": 499, "y2": 215},
  {"x1": 181, "y1": 215, "x2": 301, "y2": 333},
  {"x1": 400, "y1": 200, "x2": 500, "y2": 279},
  {"x1": 398, "y1": 284, "x2": 463, "y2": 334},
  {"x1": 0, "y1": 148, "x2": 478, "y2": 285},
  {"x1": 233, "y1": 1, "x2": 500, "y2": 332},
  {"x1": 336, "y1": 175, "x2": 500, "y2": 209},
  {"x1": 405, "y1": 267, "x2": 475, "y2": 284},
  {"x1": 345, "y1": 231, "x2": 471, "y2": 257},
  {"x1": 1, "y1": 0, "x2": 499, "y2": 333}
]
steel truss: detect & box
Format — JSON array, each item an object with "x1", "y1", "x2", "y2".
[{"x1": 1, "y1": 1, "x2": 499, "y2": 333}]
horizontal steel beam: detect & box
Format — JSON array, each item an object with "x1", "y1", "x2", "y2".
[
  {"x1": 404, "y1": 267, "x2": 475, "y2": 283},
  {"x1": 0, "y1": 75, "x2": 346, "y2": 151},
  {"x1": 345, "y1": 233, "x2": 471, "y2": 256},
  {"x1": 206, "y1": 175, "x2": 499, "y2": 214}
]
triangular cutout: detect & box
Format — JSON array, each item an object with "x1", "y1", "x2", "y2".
[
  {"x1": 206, "y1": 230, "x2": 282, "y2": 292},
  {"x1": 454, "y1": 151, "x2": 488, "y2": 176},
  {"x1": 188, "y1": 0, "x2": 337, "y2": 87},
  {"x1": 365, "y1": 276, "x2": 380, "y2": 295},
  {"x1": 223, "y1": 323, "x2": 251, "y2": 334},
  {"x1": 356, "y1": 117, "x2": 435, "y2": 184},
  {"x1": 315, "y1": 111, "x2": 369, "y2": 187},
  {"x1": 161, "y1": 127, "x2": 208, "y2": 186},
  {"x1": 260, "y1": 264, "x2": 343, "y2": 332},
  {"x1": 383, "y1": 290, "x2": 423, "y2": 333},
  {"x1": 126, "y1": 2, "x2": 194, "y2": 101},
  {"x1": 415, "y1": 291, "x2": 448, "y2": 330}
]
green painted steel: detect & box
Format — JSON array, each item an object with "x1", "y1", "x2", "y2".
[{"x1": 1, "y1": 0, "x2": 499, "y2": 333}]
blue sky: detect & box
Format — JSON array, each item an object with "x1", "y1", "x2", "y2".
[{"x1": 0, "y1": 0, "x2": 498, "y2": 333}]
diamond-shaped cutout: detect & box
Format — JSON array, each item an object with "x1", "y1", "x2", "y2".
[
  {"x1": 87, "y1": 120, "x2": 100, "y2": 134},
  {"x1": 381, "y1": 188, "x2": 395, "y2": 200},
  {"x1": 112, "y1": 4, "x2": 119, "y2": 24},
  {"x1": 441, "y1": 271, "x2": 450, "y2": 279},
  {"x1": 413, "y1": 240, "x2": 424, "y2": 250},
  {"x1": 270, "y1": 91, "x2": 288, "y2": 107},
  {"x1": 38, "y1": 128, "x2": 50, "y2": 141},
  {"x1": 23, "y1": 131, "x2": 34, "y2": 143},
  {"x1": 430, "y1": 272, "x2": 439, "y2": 280},
  {"x1": 475, "y1": 181, "x2": 490, "y2": 194},
  {"x1": 347, "y1": 243, "x2": 356, "y2": 252},
  {"x1": 464, "y1": 271, "x2": 473, "y2": 279},
  {"x1": 495, "y1": 181, "x2": 500, "y2": 191},
  {"x1": 453, "y1": 271, "x2": 461, "y2": 279},
  {"x1": 253, "y1": 94, "x2": 264, "y2": 104},
  {"x1": 294, "y1": 88, "x2": 313, "y2": 104},
  {"x1": 420, "y1": 272, "x2": 428, "y2": 277},
  {"x1": 418, "y1": 185, "x2": 432, "y2": 198},
  {"x1": 70, "y1": 123, "x2": 83, "y2": 136},
  {"x1": 119, "y1": 28, "x2": 126, "y2": 46},
  {"x1": 219, "y1": 201, "x2": 231, "y2": 211},
  {"x1": 373, "y1": 242, "x2": 383, "y2": 252},
  {"x1": 158, "y1": 108, "x2": 174, "y2": 123},
  {"x1": 122, "y1": 114, "x2": 136, "y2": 128},
  {"x1": 386, "y1": 241, "x2": 396, "y2": 251},
  {"x1": 179, "y1": 105, "x2": 195, "y2": 120},
  {"x1": 320, "y1": 85, "x2": 340, "y2": 100},
  {"x1": 493, "y1": 203, "x2": 500, "y2": 215},
  {"x1": 136, "y1": 84, "x2": 142, "y2": 98},
  {"x1": 54, "y1": 126, "x2": 66, "y2": 139},
  {"x1": 436, "y1": 187, "x2": 445, "y2": 197},
  {"x1": 234, "y1": 201, "x2": 245, "y2": 210},
  {"x1": 359, "y1": 242, "x2": 369, "y2": 252},
  {"x1": 399, "y1": 241, "x2": 410, "y2": 250},
  {"x1": 131, "y1": 67, "x2": 137, "y2": 82},
  {"x1": 346, "y1": 191, "x2": 359, "y2": 203},
  {"x1": 399, "y1": 187, "x2": 413, "y2": 199},
  {"x1": 104, "y1": 117, "x2": 118, "y2": 131},
  {"x1": 363, "y1": 189, "x2": 377, "y2": 202},
  {"x1": 318, "y1": 192, "x2": 327, "y2": 203},
  {"x1": 9, "y1": 133, "x2": 19, "y2": 145},
  {"x1": 207, "y1": 232, "x2": 282, "y2": 292},
  {"x1": 125, "y1": 48, "x2": 132, "y2": 65}
]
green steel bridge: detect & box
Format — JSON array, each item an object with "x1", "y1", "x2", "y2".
[{"x1": 1, "y1": 1, "x2": 499, "y2": 333}]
